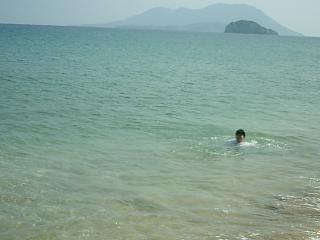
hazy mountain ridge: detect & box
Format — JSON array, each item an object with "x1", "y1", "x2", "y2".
[{"x1": 93, "y1": 4, "x2": 301, "y2": 36}]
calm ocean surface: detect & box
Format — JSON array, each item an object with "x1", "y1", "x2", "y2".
[{"x1": 0, "y1": 24, "x2": 320, "y2": 240}]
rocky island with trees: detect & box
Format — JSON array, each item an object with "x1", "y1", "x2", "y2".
[{"x1": 225, "y1": 20, "x2": 278, "y2": 35}]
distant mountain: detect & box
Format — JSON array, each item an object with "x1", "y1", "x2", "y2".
[
  {"x1": 92, "y1": 4, "x2": 301, "y2": 36},
  {"x1": 225, "y1": 20, "x2": 278, "y2": 35}
]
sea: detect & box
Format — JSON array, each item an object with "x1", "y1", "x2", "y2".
[{"x1": 0, "y1": 24, "x2": 320, "y2": 240}]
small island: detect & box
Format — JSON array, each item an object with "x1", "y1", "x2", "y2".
[{"x1": 224, "y1": 20, "x2": 278, "y2": 35}]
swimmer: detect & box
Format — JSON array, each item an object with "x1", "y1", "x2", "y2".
[
  {"x1": 235, "y1": 129, "x2": 246, "y2": 144},
  {"x1": 227, "y1": 129, "x2": 256, "y2": 146}
]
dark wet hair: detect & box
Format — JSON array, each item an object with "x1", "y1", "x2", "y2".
[{"x1": 235, "y1": 129, "x2": 246, "y2": 137}]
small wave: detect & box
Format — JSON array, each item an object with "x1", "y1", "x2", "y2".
[
  {"x1": 208, "y1": 135, "x2": 289, "y2": 152},
  {"x1": 268, "y1": 184, "x2": 320, "y2": 227},
  {"x1": 253, "y1": 137, "x2": 289, "y2": 151},
  {"x1": 169, "y1": 135, "x2": 291, "y2": 163}
]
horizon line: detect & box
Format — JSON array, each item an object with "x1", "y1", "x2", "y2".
[{"x1": 1, "y1": 22, "x2": 319, "y2": 38}]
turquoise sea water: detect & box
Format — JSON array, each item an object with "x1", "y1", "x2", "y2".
[{"x1": 0, "y1": 24, "x2": 320, "y2": 239}]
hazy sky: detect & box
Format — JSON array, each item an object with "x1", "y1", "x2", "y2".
[{"x1": 0, "y1": 0, "x2": 319, "y2": 36}]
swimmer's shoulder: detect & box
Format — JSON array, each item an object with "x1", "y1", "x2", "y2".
[
  {"x1": 226, "y1": 139, "x2": 257, "y2": 147},
  {"x1": 226, "y1": 139, "x2": 238, "y2": 146},
  {"x1": 239, "y1": 141, "x2": 257, "y2": 147}
]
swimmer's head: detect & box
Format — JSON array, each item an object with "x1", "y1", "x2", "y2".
[{"x1": 235, "y1": 129, "x2": 246, "y2": 143}]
